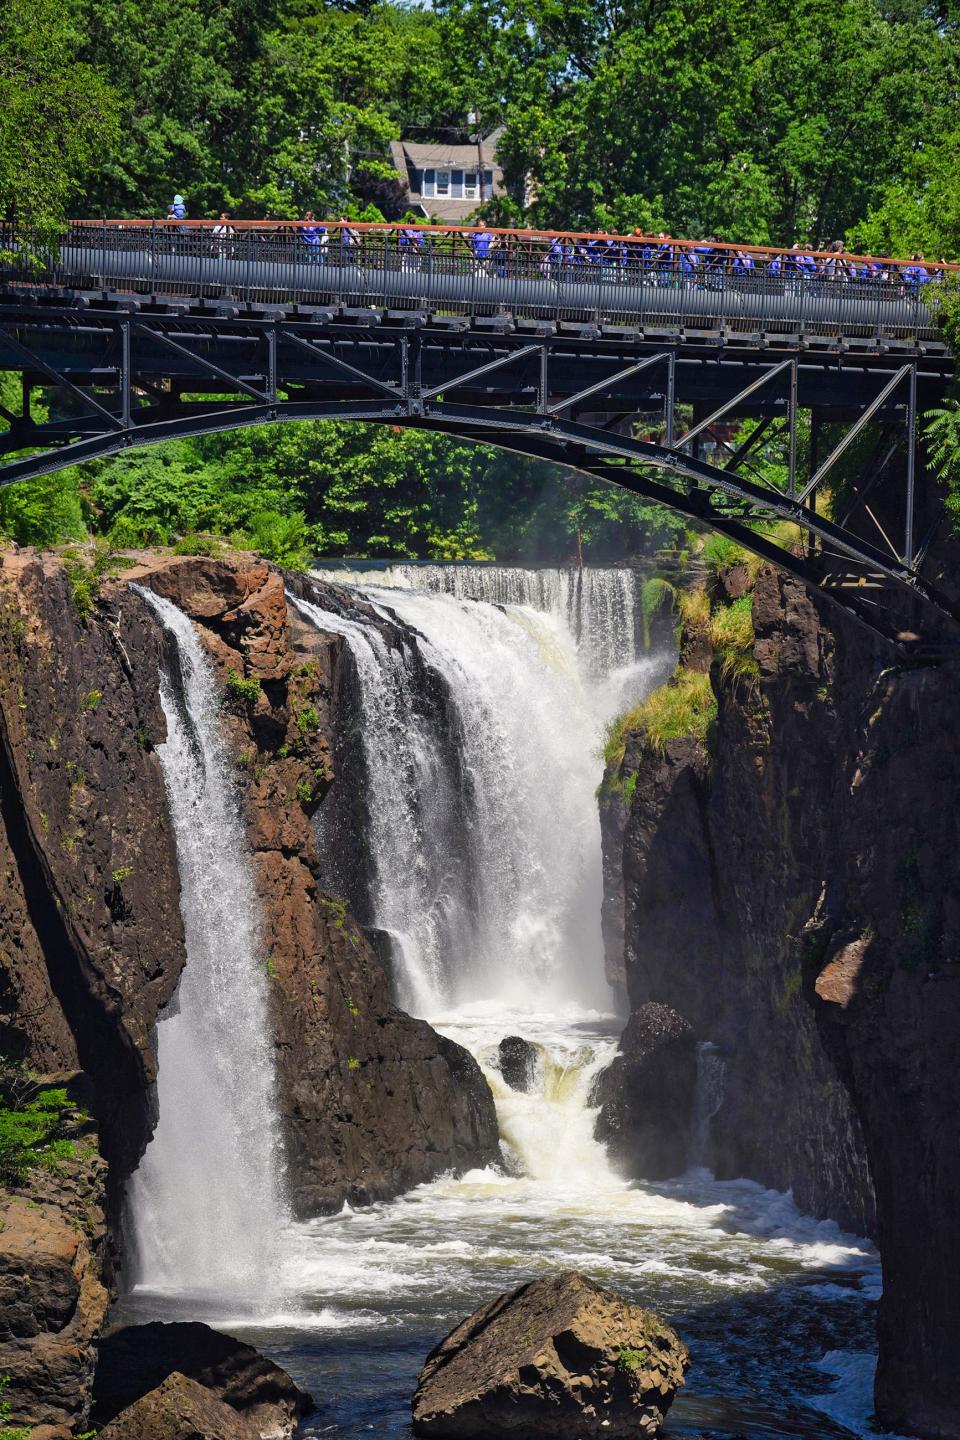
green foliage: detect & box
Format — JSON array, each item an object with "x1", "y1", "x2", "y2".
[
  {"x1": 0, "y1": 0, "x2": 118, "y2": 248},
  {"x1": 225, "y1": 670, "x2": 262, "y2": 704},
  {"x1": 0, "y1": 1373, "x2": 30, "y2": 1440},
  {"x1": 462, "y1": 0, "x2": 958, "y2": 242},
  {"x1": 701, "y1": 534, "x2": 750, "y2": 580},
  {"x1": 296, "y1": 704, "x2": 320, "y2": 735},
  {"x1": 173, "y1": 533, "x2": 217, "y2": 556},
  {"x1": 236, "y1": 510, "x2": 312, "y2": 571},
  {"x1": 677, "y1": 586, "x2": 711, "y2": 632},
  {"x1": 709, "y1": 594, "x2": 755, "y2": 655},
  {"x1": 925, "y1": 401, "x2": 960, "y2": 525},
  {"x1": 640, "y1": 577, "x2": 675, "y2": 649},
  {"x1": 0, "y1": 458, "x2": 86, "y2": 548},
  {"x1": 848, "y1": 126, "x2": 960, "y2": 261},
  {"x1": 81, "y1": 689, "x2": 103, "y2": 712},
  {"x1": 62, "y1": 543, "x2": 123, "y2": 619},
  {"x1": 612, "y1": 669, "x2": 718, "y2": 757},
  {"x1": 347, "y1": 1056, "x2": 361, "y2": 1071},
  {"x1": 111, "y1": 864, "x2": 134, "y2": 884},
  {"x1": 616, "y1": 1347, "x2": 650, "y2": 1372},
  {"x1": 0, "y1": 1071, "x2": 79, "y2": 1188}
]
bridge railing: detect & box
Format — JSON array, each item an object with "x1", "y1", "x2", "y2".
[{"x1": 0, "y1": 220, "x2": 949, "y2": 341}]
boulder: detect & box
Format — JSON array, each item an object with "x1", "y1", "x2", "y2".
[
  {"x1": 497, "y1": 1036, "x2": 538, "y2": 1093},
  {"x1": 591, "y1": 1002, "x2": 697, "y2": 1180},
  {"x1": 93, "y1": 1322, "x2": 312, "y2": 1438},
  {"x1": 0, "y1": 1134, "x2": 109, "y2": 1431},
  {"x1": 98, "y1": 1372, "x2": 260, "y2": 1440},
  {"x1": 412, "y1": 1271, "x2": 689, "y2": 1439}
]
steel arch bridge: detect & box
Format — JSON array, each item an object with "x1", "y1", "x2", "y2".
[{"x1": 1, "y1": 219, "x2": 958, "y2": 648}]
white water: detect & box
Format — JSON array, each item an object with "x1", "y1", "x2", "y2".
[
  {"x1": 122, "y1": 565, "x2": 887, "y2": 1439},
  {"x1": 126, "y1": 588, "x2": 288, "y2": 1299},
  {"x1": 296, "y1": 565, "x2": 669, "y2": 1015}
]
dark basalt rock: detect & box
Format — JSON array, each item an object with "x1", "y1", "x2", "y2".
[
  {"x1": 97, "y1": 1372, "x2": 261, "y2": 1440},
  {"x1": 93, "y1": 1321, "x2": 311, "y2": 1437},
  {"x1": 591, "y1": 1002, "x2": 697, "y2": 1179},
  {"x1": 498, "y1": 1035, "x2": 538, "y2": 1092},
  {"x1": 601, "y1": 553, "x2": 960, "y2": 1436},
  {"x1": 412, "y1": 1270, "x2": 689, "y2": 1439}
]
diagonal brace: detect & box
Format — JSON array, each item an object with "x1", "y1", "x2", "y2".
[
  {"x1": 280, "y1": 330, "x2": 401, "y2": 399},
  {"x1": 134, "y1": 322, "x2": 269, "y2": 403},
  {"x1": 676, "y1": 359, "x2": 794, "y2": 452},
  {"x1": 797, "y1": 365, "x2": 911, "y2": 505},
  {"x1": 0, "y1": 326, "x2": 128, "y2": 432},
  {"x1": 421, "y1": 345, "x2": 540, "y2": 402},
  {"x1": 545, "y1": 352, "x2": 671, "y2": 416}
]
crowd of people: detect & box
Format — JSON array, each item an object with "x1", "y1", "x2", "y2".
[{"x1": 165, "y1": 194, "x2": 943, "y2": 290}]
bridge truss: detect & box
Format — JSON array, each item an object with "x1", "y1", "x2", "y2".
[{"x1": 0, "y1": 283, "x2": 956, "y2": 648}]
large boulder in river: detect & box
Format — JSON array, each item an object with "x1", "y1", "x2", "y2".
[
  {"x1": 591, "y1": 1002, "x2": 697, "y2": 1179},
  {"x1": 498, "y1": 1036, "x2": 538, "y2": 1092},
  {"x1": 98, "y1": 1372, "x2": 259, "y2": 1440},
  {"x1": 93, "y1": 1321, "x2": 312, "y2": 1438},
  {"x1": 412, "y1": 1271, "x2": 689, "y2": 1439}
]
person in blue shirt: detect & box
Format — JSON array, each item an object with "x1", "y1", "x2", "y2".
[
  {"x1": 469, "y1": 219, "x2": 495, "y2": 273},
  {"x1": 397, "y1": 225, "x2": 424, "y2": 270},
  {"x1": 166, "y1": 193, "x2": 189, "y2": 239},
  {"x1": 732, "y1": 250, "x2": 755, "y2": 281},
  {"x1": 901, "y1": 254, "x2": 931, "y2": 290},
  {"x1": 301, "y1": 211, "x2": 326, "y2": 263},
  {"x1": 545, "y1": 234, "x2": 567, "y2": 277}
]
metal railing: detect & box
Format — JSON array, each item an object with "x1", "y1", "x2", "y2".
[{"x1": 1, "y1": 220, "x2": 950, "y2": 342}]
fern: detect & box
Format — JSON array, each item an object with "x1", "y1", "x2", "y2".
[{"x1": 925, "y1": 403, "x2": 960, "y2": 517}]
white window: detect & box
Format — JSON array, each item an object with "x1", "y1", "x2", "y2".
[
  {"x1": 464, "y1": 172, "x2": 478, "y2": 199},
  {"x1": 435, "y1": 170, "x2": 450, "y2": 197},
  {"x1": 422, "y1": 168, "x2": 435, "y2": 197}
]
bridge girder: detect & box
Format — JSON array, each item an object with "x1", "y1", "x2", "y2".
[{"x1": 0, "y1": 300, "x2": 954, "y2": 650}]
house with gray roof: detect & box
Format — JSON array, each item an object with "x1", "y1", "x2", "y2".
[{"x1": 388, "y1": 129, "x2": 506, "y2": 223}]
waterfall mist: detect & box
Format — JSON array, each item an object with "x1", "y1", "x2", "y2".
[{"x1": 126, "y1": 588, "x2": 288, "y2": 1299}]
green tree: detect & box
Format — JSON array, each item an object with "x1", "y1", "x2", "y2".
[
  {"x1": 0, "y1": 0, "x2": 118, "y2": 245},
  {"x1": 848, "y1": 128, "x2": 960, "y2": 261},
  {"x1": 443, "y1": 0, "x2": 959, "y2": 243}
]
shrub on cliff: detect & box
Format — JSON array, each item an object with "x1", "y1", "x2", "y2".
[
  {"x1": 0, "y1": 1068, "x2": 79, "y2": 1188},
  {"x1": 604, "y1": 670, "x2": 717, "y2": 769}
]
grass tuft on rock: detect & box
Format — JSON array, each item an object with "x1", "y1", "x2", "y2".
[{"x1": 604, "y1": 669, "x2": 717, "y2": 767}]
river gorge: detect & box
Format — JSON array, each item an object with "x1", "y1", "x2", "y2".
[{"x1": 1, "y1": 548, "x2": 958, "y2": 1440}]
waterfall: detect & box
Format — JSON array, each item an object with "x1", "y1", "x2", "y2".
[
  {"x1": 316, "y1": 563, "x2": 652, "y2": 694},
  {"x1": 126, "y1": 588, "x2": 288, "y2": 1299},
  {"x1": 688, "y1": 1041, "x2": 726, "y2": 1172},
  {"x1": 294, "y1": 565, "x2": 670, "y2": 1020}
]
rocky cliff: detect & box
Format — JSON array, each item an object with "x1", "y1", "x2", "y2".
[
  {"x1": 601, "y1": 564, "x2": 960, "y2": 1439},
  {"x1": 0, "y1": 548, "x2": 498, "y2": 1427}
]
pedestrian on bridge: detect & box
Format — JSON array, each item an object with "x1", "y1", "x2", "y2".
[
  {"x1": 469, "y1": 219, "x2": 495, "y2": 274},
  {"x1": 166, "y1": 193, "x2": 189, "y2": 240},
  {"x1": 301, "y1": 212, "x2": 326, "y2": 263}
]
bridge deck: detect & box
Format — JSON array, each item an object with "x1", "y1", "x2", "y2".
[{"x1": 1, "y1": 222, "x2": 950, "y2": 361}]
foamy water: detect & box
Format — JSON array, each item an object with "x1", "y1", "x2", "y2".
[{"x1": 120, "y1": 565, "x2": 890, "y2": 1438}]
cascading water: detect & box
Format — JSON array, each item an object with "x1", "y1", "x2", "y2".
[
  {"x1": 294, "y1": 566, "x2": 670, "y2": 1019},
  {"x1": 126, "y1": 588, "x2": 288, "y2": 1298},
  {"x1": 688, "y1": 1041, "x2": 727, "y2": 1172},
  {"x1": 119, "y1": 566, "x2": 888, "y2": 1440}
]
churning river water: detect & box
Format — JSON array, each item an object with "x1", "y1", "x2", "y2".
[{"x1": 120, "y1": 565, "x2": 902, "y2": 1440}]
